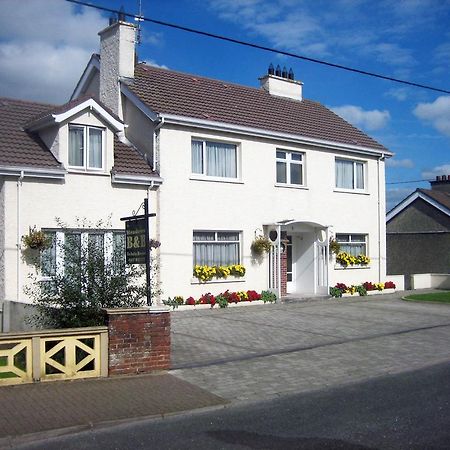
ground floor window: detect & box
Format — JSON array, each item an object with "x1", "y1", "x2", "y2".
[
  {"x1": 336, "y1": 233, "x2": 367, "y2": 256},
  {"x1": 41, "y1": 230, "x2": 125, "y2": 277},
  {"x1": 193, "y1": 231, "x2": 241, "y2": 266}
]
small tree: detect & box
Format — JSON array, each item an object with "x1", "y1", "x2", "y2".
[{"x1": 25, "y1": 219, "x2": 160, "y2": 329}]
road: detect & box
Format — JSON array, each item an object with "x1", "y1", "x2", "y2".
[{"x1": 18, "y1": 361, "x2": 450, "y2": 450}]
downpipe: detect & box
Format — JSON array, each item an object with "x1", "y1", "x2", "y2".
[{"x1": 16, "y1": 170, "x2": 24, "y2": 301}]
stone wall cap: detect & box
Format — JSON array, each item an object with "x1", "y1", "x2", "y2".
[{"x1": 105, "y1": 306, "x2": 170, "y2": 315}]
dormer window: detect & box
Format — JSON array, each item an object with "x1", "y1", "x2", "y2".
[{"x1": 69, "y1": 125, "x2": 103, "y2": 170}]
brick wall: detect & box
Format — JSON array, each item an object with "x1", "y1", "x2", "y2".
[{"x1": 106, "y1": 307, "x2": 170, "y2": 376}]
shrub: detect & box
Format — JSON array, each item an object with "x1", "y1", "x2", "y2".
[{"x1": 261, "y1": 290, "x2": 277, "y2": 303}]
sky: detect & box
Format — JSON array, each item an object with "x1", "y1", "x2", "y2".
[{"x1": 1, "y1": 0, "x2": 449, "y2": 211}]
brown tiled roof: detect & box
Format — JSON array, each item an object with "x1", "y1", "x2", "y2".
[
  {"x1": 0, "y1": 98, "x2": 62, "y2": 169},
  {"x1": 418, "y1": 188, "x2": 450, "y2": 211},
  {"x1": 0, "y1": 97, "x2": 155, "y2": 177},
  {"x1": 128, "y1": 64, "x2": 389, "y2": 153},
  {"x1": 112, "y1": 137, "x2": 157, "y2": 176}
]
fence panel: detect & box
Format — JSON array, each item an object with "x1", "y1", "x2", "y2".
[{"x1": 0, "y1": 327, "x2": 108, "y2": 386}]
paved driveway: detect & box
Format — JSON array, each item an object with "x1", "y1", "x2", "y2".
[{"x1": 170, "y1": 292, "x2": 450, "y2": 402}]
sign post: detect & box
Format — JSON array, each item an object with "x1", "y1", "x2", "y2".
[{"x1": 121, "y1": 199, "x2": 156, "y2": 306}]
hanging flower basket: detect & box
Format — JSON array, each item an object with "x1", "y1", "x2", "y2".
[
  {"x1": 251, "y1": 235, "x2": 272, "y2": 255},
  {"x1": 22, "y1": 226, "x2": 50, "y2": 251}
]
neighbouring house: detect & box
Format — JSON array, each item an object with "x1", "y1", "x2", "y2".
[
  {"x1": 386, "y1": 175, "x2": 450, "y2": 282},
  {"x1": 1, "y1": 17, "x2": 392, "y2": 330}
]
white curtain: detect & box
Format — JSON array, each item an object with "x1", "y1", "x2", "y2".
[
  {"x1": 193, "y1": 231, "x2": 239, "y2": 266},
  {"x1": 89, "y1": 129, "x2": 102, "y2": 168},
  {"x1": 69, "y1": 127, "x2": 84, "y2": 166},
  {"x1": 355, "y1": 162, "x2": 364, "y2": 189},
  {"x1": 336, "y1": 159, "x2": 354, "y2": 189},
  {"x1": 206, "y1": 142, "x2": 236, "y2": 178},
  {"x1": 191, "y1": 141, "x2": 203, "y2": 174}
]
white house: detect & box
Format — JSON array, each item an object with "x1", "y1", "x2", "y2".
[{"x1": 0, "y1": 17, "x2": 392, "y2": 330}]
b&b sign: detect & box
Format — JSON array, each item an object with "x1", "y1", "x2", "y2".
[{"x1": 125, "y1": 218, "x2": 146, "y2": 264}]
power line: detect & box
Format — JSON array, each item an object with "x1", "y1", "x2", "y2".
[
  {"x1": 386, "y1": 179, "x2": 431, "y2": 185},
  {"x1": 66, "y1": 0, "x2": 450, "y2": 95}
]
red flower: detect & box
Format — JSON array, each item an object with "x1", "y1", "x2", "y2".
[
  {"x1": 199, "y1": 293, "x2": 216, "y2": 304},
  {"x1": 384, "y1": 281, "x2": 396, "y2": 289},
  {"x1": 247, "y1": 290, "x2": 261, "y2": 301},
  {"x1": 185, "y1": 297, "x2": 196, "y2": 305}
]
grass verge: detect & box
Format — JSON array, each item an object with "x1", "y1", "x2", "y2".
[{"x1": 403, "y1": 291, "x2": 450, "y2": 304}]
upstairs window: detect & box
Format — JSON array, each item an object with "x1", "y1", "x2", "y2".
[
  {"x1": 335, "y1": 158, "x2": 365, "y2": 190},
  {"x1": 336, "y1": 234, "x2": 367, "y2": 256},
  {"x1": 276, "y1": 150, "x2": 304, "y2": 185},
  {"x1": 69, "y1": 125, "x2": 103, "y2": 170},
  {"x1": 192, "y1": 140, "x2": 237, "y2": 179},
  {"x1": 193, "y1": 231, "x2": 240, "y2": 266}
]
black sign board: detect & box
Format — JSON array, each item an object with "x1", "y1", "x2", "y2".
[
  {"x1": 121, "y1": 199, "x2": 156, "y2": 306},
  {"x1": 125, "y1": 218, "x2": 146, "y2": 264}
]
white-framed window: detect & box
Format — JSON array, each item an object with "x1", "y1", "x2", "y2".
[
  {"x1": 335, "y1": 158, "x2": 365, "y2": 191},
  {"x1": 336, "y1": 233, "x2": 367, "y2": 256},
  {"x1": 276, "y1": 149, "x2": 304, "y2": 185},
  {"x1": 68, "y1": 125, "x2": 104, "y2": 170},
  {"x1": 191, "y1": 140, "x2": 238, "y2": 179},
  {"x1": 41, "y1": 230, "x2": 125, "y2": 277},
  {"x1": 193, "y1": 231, "x2": 241, "y2": 266}
]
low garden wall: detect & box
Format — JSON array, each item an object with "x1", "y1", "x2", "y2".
[{"x1": 411, "y1": 273, "x2": 450, "y2": 290}]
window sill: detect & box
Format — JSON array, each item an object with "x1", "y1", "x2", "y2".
[
  {"x1": 274, "y1": 183, "x2": 308, "y2": 190},
  {"x1": 189, "y1": 175, "x2": 243, "y2": 184},
  {"x1": 191, "y1": 277, "x2": 246, "y2": 285},
  {"x1": 68, "y1": 168, "x2": 109, "y2": 176},
  {"x1": 333, "y1": 189, "x2": 369, "y2": 195},
  {"x1": 334, "y1": 265, "x2": 371, "y2": 270}
]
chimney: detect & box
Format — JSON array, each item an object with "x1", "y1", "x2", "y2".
[
  {"x1": 430, "y1": 175, "x2": 450, "y2": 193},
  {"x1": 98, "y1": 16, "x2": 136, "y2": 116},
  {"x1": 259, "y1": 64, "x2": 303, "y2": 101}
]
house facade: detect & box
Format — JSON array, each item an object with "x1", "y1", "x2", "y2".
[
  {"x1": 1, "y1": 17, "x2": 392, "y2": 330},
  {"x1": 386, "y1": 176, "x2": 450, "y2": 279},
  {"x1": 0, "y1": 96, "x2": 161, "y2": 331}
]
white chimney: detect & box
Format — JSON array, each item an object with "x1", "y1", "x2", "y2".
[
  {"x1": 98, "y1": 20, "x2": 136, "y2": 116},
  {"x1": 259, "y1": 64, "x2": 303, "y2": 101}
]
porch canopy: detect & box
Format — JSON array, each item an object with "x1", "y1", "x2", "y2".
[{"x1": 264, "y1": 220, "x2": 331, "y2": 297}]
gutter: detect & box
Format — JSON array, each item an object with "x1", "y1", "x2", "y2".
[
  {"x1": 111, "y1": 173, "x2": 163, "y2": 187},
  {"x1": 160, "y1": 113, "x2": 393, "y2": 158},
  {"x1": 152, "y1": 117, "x2": 165, "y2": 172},
  {"x1": 0, "y1": 166, "x2": 66, "y2": 180}
]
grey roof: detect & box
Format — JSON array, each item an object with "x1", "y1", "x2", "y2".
[
  {"x1": 0, "y1": 97, "x2": 156, "y2": 177},
  {"x1": 128, "y1": 64, "x2": 389, "y2": 153},
  {"x1": 418, "y1": 188, "x2": 450, "y2": 211}
]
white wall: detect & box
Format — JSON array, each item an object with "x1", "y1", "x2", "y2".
[
  {"x1": 2, "y1": 174, "x2": 152, "y2": 304},
  {"x1": 412, "y1": 274, "x2": 450, "y2": 289},
  {"x1": 157, "y1": 124, "x2": 386, "y2": 299}
]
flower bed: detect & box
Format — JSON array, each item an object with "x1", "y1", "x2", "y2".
[
  {"x1": 330, "y1": 281, "x2": 396, "y2": 298},
  {"x1": 163, "y1": 289, "x2": 276, "y2": 310}
]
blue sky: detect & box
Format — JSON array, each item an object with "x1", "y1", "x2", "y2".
[{"x1": 1, "y1": 0, "x2": 449, "y2": 210}]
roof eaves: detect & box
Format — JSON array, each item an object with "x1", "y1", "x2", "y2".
[
  {"x1": 111, "y1": 172, "x2": 163, "y2": 187},
  {"x1": 26, "y1": 98, "x2": 124, "y2": 132},
  {"x1": 0, "y1": 165, "x2": 66, "y2": 179},
  {"x1": 160, "y1": 113, "x2": 393, "y2": 157}
]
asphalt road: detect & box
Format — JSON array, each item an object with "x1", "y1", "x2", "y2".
[{"x1": 17, "y1": 361, "x2": 450, "y2": 450}]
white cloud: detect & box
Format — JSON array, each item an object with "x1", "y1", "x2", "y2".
[
  {"x1": 386, "y1": 158, "x2": 414, "y2": 169},
  {"x1": 421, "y1": 164, "x2": 450, "y2": 179},
  {"x1": 413, "y1": 96, "x2": 450, "y2": 137},
  {"x1": 0, "y1": 0, "x2": 106, "y2": 103},
  {"x1": 331, "y1": 105, "x2": 391, "y2": 130},
  {"x1": 385, "y1": 87, "x2": 409, "y2": 101}
]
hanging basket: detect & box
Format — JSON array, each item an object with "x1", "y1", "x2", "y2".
[
  {"x1": 251, "y1": 235, "x2": 272, "y2": 255},
  {"x1": 22, "y1": 226, "x2": 50, "y2": 251}
]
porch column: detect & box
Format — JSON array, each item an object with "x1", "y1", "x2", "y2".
[{"x1": 280, "y1": 248, "x2": 287, "y2": 297}]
